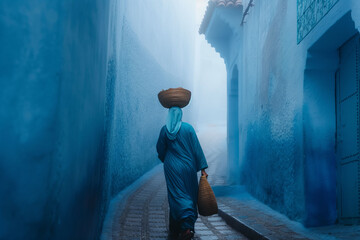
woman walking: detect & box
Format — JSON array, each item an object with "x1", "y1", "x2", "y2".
[{"x1": 156, "y1": 90, "x2": 208, "y2": 240}]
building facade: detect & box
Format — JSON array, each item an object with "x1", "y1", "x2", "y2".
[
  {"x1": 0, "y1": 1, "x2": 196, "y2": 239},
  {"x1": 201, "y1": 0, "x2": 360, "y2": 226}
]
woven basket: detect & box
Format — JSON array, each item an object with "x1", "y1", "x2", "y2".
[
  {"x1": 158, "y1": 88, "x2": 191, "y2": 108},
  {"x1": 198, "y1": 176, "x2": 218, "y2": 216}
]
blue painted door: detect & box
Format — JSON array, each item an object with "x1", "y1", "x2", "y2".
[{"x1": 336, "y1": 34, "x2": 360, "y2": 223}]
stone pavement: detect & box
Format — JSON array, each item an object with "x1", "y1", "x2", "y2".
[
  {"x1": 214, "y1": 185, "x2": 360, "y2": 240},
  {"x1": 109, "y1": 169, "x2": 247, "y2": 239},
  {"x1": 214, "y1": 186, "x2": 360, "y2": 240},
  {"x1": 215, "y1": 190, "x2": 312, "y2": 240},
  {"x1": 101, "y1": 125, "x2": 248, "y2": 239}
]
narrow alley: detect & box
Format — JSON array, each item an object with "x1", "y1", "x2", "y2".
[
  {"x1": 101, "y1": 126, "x2": 247, "y2": 240},
  {"x1": 3, "y1": 0, "x2": 360, "y2": 240}
]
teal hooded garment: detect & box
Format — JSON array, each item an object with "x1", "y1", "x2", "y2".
[
  {"x1": 156, "y1": 107, "x2": 208, "y2": 232},
  {"x1": 165, "y1": 107, "x2": 183, "y2": 140}
]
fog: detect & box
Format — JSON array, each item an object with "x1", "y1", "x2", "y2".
[
  {"x1": 0, "y1": 1, "x2": 227, "y2": 239},
  {"x1": 192, "y1": 0, "x2": 227, "y2": 128}
]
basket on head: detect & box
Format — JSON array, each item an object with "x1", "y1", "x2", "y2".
[
  {"x1": 198, "y1": 175, "x2": 218, "y2": 216},
  {"x1": 158, "y1": 88, "x2": 191, "y2": 108}
]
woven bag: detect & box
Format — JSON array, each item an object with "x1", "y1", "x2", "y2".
[
  {"x1": 198, "y1": 176, "x2": 218, "y2": 216},
  {"x1": 158, "y1": 88, "x2": 191, "y2": 108}
]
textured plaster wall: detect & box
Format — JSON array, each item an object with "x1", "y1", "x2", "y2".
[
  {"x1": 0, "y1": 0, "x2": 196, "y2": 239},
  {"x1": 235, "y1": 0, "x2": 305, "y2": 222},
  {"x1": 105, "y1": 0, "x2": 196, "y2": 197},
  {"x1": 0, "y1": 1, "x2": 110, "y2": 239},
  {"x1": 228, "y1": 0, "x2": 359, "y2": 226}
]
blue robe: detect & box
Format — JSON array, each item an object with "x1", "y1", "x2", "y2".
[{"x1": 156, "y1": 122, "x2": 208, "y2": 232}]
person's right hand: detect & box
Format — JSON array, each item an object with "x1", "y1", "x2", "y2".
[{"x1": 201, "y1": 169, "x2": 208, "y2": 178}]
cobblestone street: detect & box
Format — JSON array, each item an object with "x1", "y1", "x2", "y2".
[
  {"x1": 112, "y1": 170, "x2": 246, "y2": 240},
  {"x1": 106, "y1": 126, "x2": 247, "y2": 239}
]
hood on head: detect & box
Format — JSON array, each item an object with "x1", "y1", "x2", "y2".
[{"x1": 166, "y1": 107, "x2": 182, "y2": 140}]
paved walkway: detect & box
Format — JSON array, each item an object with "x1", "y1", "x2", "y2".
[
  {"x1": 216, "y1": 192, "x2": 313, "y2": 240},
  {"x1": 102, "y1": 125, "x2": 360, "y2": 240},
  {"x1": 111, "y1": 169, "x2": 246, "y2": 239},
  {"x1": 102, "y1": 125, "x2": 247, "y2": 239},
  {"x1": 216, "y1": 188, "x2": 360, "y2": 240}
]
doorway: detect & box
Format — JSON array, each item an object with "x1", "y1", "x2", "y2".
[
  {"x1": 336, "y1": 34, "x2": 360, "y2": 224},
  {"x1": 302, "y1": 11, "x2": 360, "y2": 226}
]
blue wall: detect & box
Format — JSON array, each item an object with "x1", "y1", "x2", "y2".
[
  {"x1": 106, "y1": 18, "x2": 176, "y2": 195},
  {"x1": 234, "y1": 1, "x2": 359, "y2": 226},
  {"x1": 104, "y1": 0, "x2": 196, "y2": 197},
  {"x1": 0, "y1": 1, "x2": 110, "y2": 239},
  {"x1": 0, "y1": 0, "x2": 196, "y2": 239},
  {"x1": 204, "y1": 0, "x2": 360, "y2": 226},
  {"x1": 302, "y1": 12, "x2": 358, "y2": 226}
]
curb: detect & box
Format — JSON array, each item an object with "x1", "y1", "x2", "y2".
[{"x1": 218, "y1": 208, "x2": 270, "y2": 240}]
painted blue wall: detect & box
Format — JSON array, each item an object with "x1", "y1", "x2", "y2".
[
  {"x1": 204, "y1": 0, "x2": 360, "y2": 226},
  {"x1": 233, "y1": 0, "x2": 359, "y2": 226},
  {"x1": 0, "y1": 0, "x2": 196, "y2": 239},
  {"x1": 105, "y1": 0, "x2": 196, "y2": 197},
  {"x1": 0, "y1": 1, "x2": 110, "y2": 239},
  {"x1": 303, "y1": 11, "x2": 358, "y2": 226}
]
